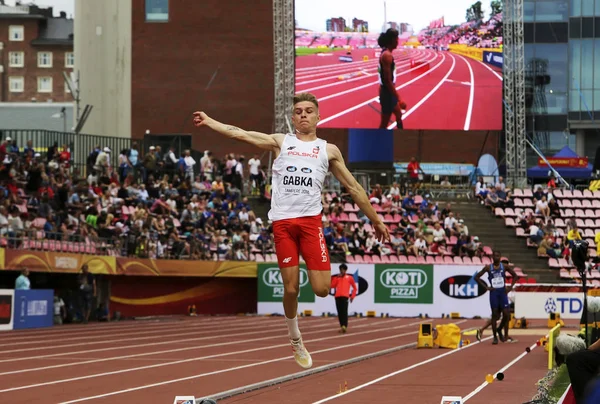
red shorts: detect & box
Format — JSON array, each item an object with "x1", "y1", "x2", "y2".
[{"x1": 272, "y1": 214, "x2": 330, "y2": 271}]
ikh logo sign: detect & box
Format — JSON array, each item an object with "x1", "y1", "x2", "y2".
[
  {"x1": 329, "y1": 269, "x2": 368, "y2": 297},
  {"x1": 439, "y1": 274, "x2": 486, "y2": 300}
]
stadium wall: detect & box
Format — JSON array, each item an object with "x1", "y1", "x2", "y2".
[
  {"x1": 74, "y1": 0, "x2": 132, "y2": 139},
  {"x1": 130, "y1": 0, "x2": 275, "y2": 156}
]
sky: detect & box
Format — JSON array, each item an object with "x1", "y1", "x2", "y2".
[
  {"x1": 295, "y1": 0, "x2": 496, "y2": 33},
  {"x1": 3, "y1": 0, "x2": 74, "y2": 18}
]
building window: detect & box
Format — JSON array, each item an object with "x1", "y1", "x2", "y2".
[
  {"x1": 8, "y1": 52, "x2": 24, "y2": 68},
  {"x1": 8, "y1": 77, "x2": 24, "y2": 92},
  {"x1": 525, "y1": 0, "x2": 535, "y2": 22},
  {"x1": 65, "y1": 52, "x2": 75, "y2": 68},
  {"x1": 37, "y1": 77, "x2": 53, "y2": 93},
  {"x1": 535, "y1": 0, "x2": 569, "y2": 22},
  {"x1": 145, "y1": 0, "x2": 169, "y2": 22},
  {"x1": 8, "y1": 25, "x2": 24, "y2": 41},
  {"x1": 38, "y1": 52, "x2": 53, "y2": 68}
]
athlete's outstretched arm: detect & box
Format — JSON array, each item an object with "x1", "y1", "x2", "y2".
[
  {"x1": 475, "y1": 266, "x2": 492, "y2": 291},
  {"x1": 327, "y1": 144, "x2": 390, "y2": 242},
  {"x1": 193, "y1": 111, "x2": 283, "y2": 152}
]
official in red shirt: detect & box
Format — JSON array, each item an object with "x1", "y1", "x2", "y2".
[{"x1": 330, "y1": 264, "x2": 357, "y2": 333}]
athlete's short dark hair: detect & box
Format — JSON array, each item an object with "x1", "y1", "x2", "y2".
[
  {"x1": 378, "y1": 28, "x2": 399, "y2": 48},
  {"x1": 293, "y1": 93, "x2": 319, "y2": 110},
  {"x1": 339, "y1": 264, "x2": 348, "y2": 270}
]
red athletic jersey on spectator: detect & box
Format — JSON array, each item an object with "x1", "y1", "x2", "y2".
[
  {"x1": 407, "y1": 161, "x2": 420, "y2": 178},
  {"x1": 330, "y1": 274, "x2": 357, "y2": 299}
]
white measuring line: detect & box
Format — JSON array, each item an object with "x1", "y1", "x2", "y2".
[
  {"x1": 462, "y1": 340, "x2": 541, "y2": 402},
  {"x1": 311, "y1": 335, "x2": 494, "y2": 403}
]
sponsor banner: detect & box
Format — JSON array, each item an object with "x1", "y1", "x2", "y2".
[
  {"x1": 515, "y1": 292, "x2": 584, "y2": 319},
  {"x1": 3, "y1": 250, "x2": 117, "y2": 275},
  {"x1": 258, "y1": 264, "x2": 373, "y2": 316},
  {"x1": 482, "y1": 51, "x2": 503, "y2": 69},
  {"x1": 339, "y1": 56, "x2": 353, "y2": 62},
  {"x1": 374, "y1": 264, "x2": 434, "y2": 304},
  {"x1": 13, "y1": 289, "x2": 54, "y2": 330},
  {"x1": 258, "y1": 264, "x2": 316, "y2": 303},
  {"x1": 537, "y1": 157, "x2": 588, "y2": 168},
  {"x1": 433, "y1": 265, "x2": 490, "y2": 318},
  {"x1": 257, "y1": 265, "x2": 496, "y2": 317},
  {"x1": 0, "y1": 289, "x2": 14, "y2": 331}
]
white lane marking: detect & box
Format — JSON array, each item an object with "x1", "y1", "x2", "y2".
[
  {"x1": 462, "y1": 340, "x2": 541, "y2": 402},
  {"x1": 311, "y1": 335, "x2": 493, "y2": 403},
  {"x1": 388, "y1": 52, "x2": 457, "y2": 129},
  {"x1": 317, "y1": 52, "x2": 446, "y2": 126},
  {"x1": 455, "y1": 54, "x2": 475, "y2": 131}
]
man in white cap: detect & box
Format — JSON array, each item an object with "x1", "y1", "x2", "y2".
[{"x1": 94, "y1": 147, "x2": 111, "y2": 175}]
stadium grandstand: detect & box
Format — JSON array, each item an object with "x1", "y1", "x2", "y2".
[
  {"x1": 294, "y1": 13, "x2": 502, "y2": 51},
  {"x1": 0, "y1": 133, "x2": 529, "y2": 283}
]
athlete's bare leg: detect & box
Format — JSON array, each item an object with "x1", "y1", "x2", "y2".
[
  {"x1": 491, "y1": 308, "x2": 501, "y2": 344},
  {"x1": 501, "y1": 307, "x2": 511, "y2": 341},
  {"x1": 379, "y1": 112, "x2": 392, "y2": 129},
  {"x1": 280, "y1": 266, "x2": 301, "y2": 320},
  {"x1": 392, "y1": 103, "x2": 403, "y2": 129},
  {"x1": 307, "y1": 269, "x2": 331, "y2": 298},
  {"x1": 280, "y1": 265, "x2": 313, "y2": 369}
]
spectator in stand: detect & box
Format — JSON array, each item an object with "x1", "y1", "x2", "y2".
[
  {"x1": 248, "y1": 154, "x2": 261, "y2": 194},
  {"x1": 548, "y1": 198, "x2": 560, "y2": 218},
  {"x1": 567, "y1": 224, "x2": 582, "y2": 248},
  {"x1": 495, "y1": 176, "x2": 506, "y2": 191},
  {"x1": 402, "y1": 192, "x2": 418, "y2": 214},
  {"x1": 535, "y1": 195, "x2": 551, "y2": 221},
  {"x1": 443, "y1": 212, "x2": 458, "y2": 237},
  {"x1": 538, "y1": 234, "x2": 560, "y2": 258},
  {"x1": 529, "y1": 220, "x2": 544, "y2": 246},
  {"x1": 407, "y1": 157, "x2": 422, "y2": 191},
  {"x1": 440, "y1": 176, "x2": 452, "y2": 188},
  {"x1": 200, "y1": 150, "x2": 214, "y2": 181}
]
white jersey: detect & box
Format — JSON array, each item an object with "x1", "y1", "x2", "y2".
[{"x1": 268, "y1": 134, "x2": 329, "y2": 221}]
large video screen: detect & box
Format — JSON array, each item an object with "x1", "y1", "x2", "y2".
[{"x1": 294, "y1": 0, "x2": 503, "y2": 131}]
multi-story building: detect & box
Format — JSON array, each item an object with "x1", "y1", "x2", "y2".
[
  {"x1": 74, "y1": 0, "x2": 275, "y2": 158},
  {"x1": 326, "y1": 17, "x2": 346, "y2": 32},
  {"x1": 352, "y1": 18, "x2": 368, "y2": 32},
  {"x1": 523, "y1": 0, "x2": 600, "y2": 160},
  {"x1": 0, "y1": 3, "x2": 73, "y2": 103}
]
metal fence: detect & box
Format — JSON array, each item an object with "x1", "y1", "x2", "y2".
[{"x1": 0, "y1": 129, "x2": 195, "y2": 178}]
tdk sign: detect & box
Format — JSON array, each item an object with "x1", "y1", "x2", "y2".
[{"x1": 439, "y1": 275, "x2": 486, "y2": 300}]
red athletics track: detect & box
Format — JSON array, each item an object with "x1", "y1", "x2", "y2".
[
  {"x1": 0, "y1": 316, "x2": 478, "y2": 404},
  {"x1": 295, "y1": 48, "x2": 502, "y2": 131},
  {"x1": 219, "y1": 333, "x2": 553, "y2": 404},
  {"x1": 0, "y1": 316, "x2": 560, "y2": 404}
]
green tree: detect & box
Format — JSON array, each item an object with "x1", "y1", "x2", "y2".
[
  {"x1": 466, "y1": 1, "x2": 484, "y2": 22},
  {"x1": 490, "y1": 0, "x2": 502, "y2": 16}
]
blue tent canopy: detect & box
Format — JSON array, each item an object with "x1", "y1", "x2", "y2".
[{"x1": 527, "y1": 146, "x2": 592, "y2": 179}]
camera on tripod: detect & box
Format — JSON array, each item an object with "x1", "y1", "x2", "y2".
[{"x1": 572, "y1": 239, "x2": 590, "y2": 274}]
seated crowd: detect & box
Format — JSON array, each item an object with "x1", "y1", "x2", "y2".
[
  {"x1": 483, "y1": 175, "x2": 600, "y2": 283},
  {"x1": 322, "y1": 182, "x2": 508, "y2": 268},
  {"x1": 0, "y1": 139, "x2": 506, "y2": 269}
]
